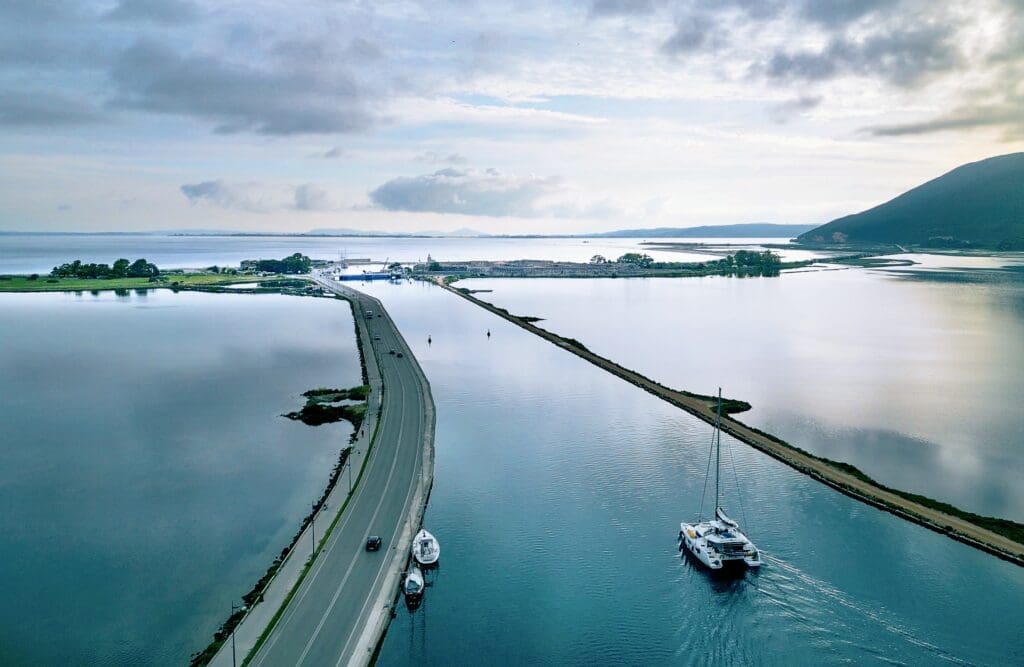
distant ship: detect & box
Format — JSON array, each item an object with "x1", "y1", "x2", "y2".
[{"x1": 679, "y1": 390, "x2": 761, "y2": 570}]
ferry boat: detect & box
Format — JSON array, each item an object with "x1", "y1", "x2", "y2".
[
  {"x1": 412, "y1": 529, "x2": 440, "y2": 567},
  {"x1": 679, "y1": 390, "x2": 761, "y2": 570}
]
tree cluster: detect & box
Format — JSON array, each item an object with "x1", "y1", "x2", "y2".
[
  {"x1": 51, "y1": 258, "x2": 160, "y2": 279},
  {"x1": 254, "y1": 253, "x2": 312, "y2": 274},
  {"x1": 615, "y1": 252, "x2": 654, "y2": 267}
]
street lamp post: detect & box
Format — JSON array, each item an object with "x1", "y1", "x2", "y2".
[
  {"x1": 230, "y1": 603, "x2": 238, "y2": 667},
  {"x1": 311, "y1": 501, "x2": 317, "y2": 555}
]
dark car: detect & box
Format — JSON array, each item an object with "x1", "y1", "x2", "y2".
[
  {"x1": 397, "y1": 352, "x2": 404, "y2": 358},
  {"x1": 366, "y1": 535, "x2": 382, "y2": 551},
  {"x1": 389, "y1": 349, "x2": 395, "y2": 355}
]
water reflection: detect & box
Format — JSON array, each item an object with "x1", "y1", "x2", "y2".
[
  {"x1": 0, "y1": 290, "x2": 361, "y2": 664},
  {"x1": 357, "y1": 280, "x2": 1024, "y2": 666},
  {"x1": 460, "y1": 262, "x2": 1024, "y2": 521}
]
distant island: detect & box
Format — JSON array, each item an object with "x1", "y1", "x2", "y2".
[
  {"x1": 588, "y1": 223, "x2": 817, "y2": 238},
  {"x1": 798, "y1": 152, "x2": 1024, "y2": 249}
]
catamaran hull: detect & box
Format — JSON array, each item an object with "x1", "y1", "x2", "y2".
[{"x1": 680, "y1": 523, "x2": 761, "y2": 570}]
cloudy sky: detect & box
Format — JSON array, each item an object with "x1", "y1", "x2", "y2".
[{"x1": 2, "y1": 0, "x2": 1022, "y2": 234}]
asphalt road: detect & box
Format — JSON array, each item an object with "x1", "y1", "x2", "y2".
[{"x1": 250, "y1": 275, "x2": 429, "y2": 666}]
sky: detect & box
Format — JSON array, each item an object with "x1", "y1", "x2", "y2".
[{"x1": 1, "y1": 0, "x2": 1022, "y2": 234}]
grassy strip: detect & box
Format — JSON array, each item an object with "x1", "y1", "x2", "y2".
[
  {"x1": 0, "y1": 272, "x2": 250, "y2": 292},
  {"x1": 304, "y1": 385, "x2": 370, "y2": 401},
  {"x1": 737, "y1": 422, "x2": 1024, "y2": 545},
  {"x1": 242, "y1": 297, "x2": 384, "y2": 664}
]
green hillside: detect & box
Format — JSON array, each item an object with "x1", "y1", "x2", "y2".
[{"x1": 798, "y1": 153, "x2": 1024, "y2": 249}]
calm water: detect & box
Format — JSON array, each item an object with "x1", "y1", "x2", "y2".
[
  {"x1": 459, "y1": 255, "x2": 1024, "y2": 522},
  {"x1": 354, "y1": 279, "x2": 1024, "y2": 666},
  {"x1": 0, "y1": 234, "x2": 822, "y2": 274},
  {"x1": 0, "y1": 290, "x2": 360, "y2": 664}
]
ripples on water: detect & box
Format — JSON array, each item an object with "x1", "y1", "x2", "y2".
[{"x1": 358, "y1": 280, "x2": 1024, "y2": 666}]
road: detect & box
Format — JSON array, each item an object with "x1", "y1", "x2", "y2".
[{"x1": 249, "y1": 274, "x2": 434, "y2": 666}]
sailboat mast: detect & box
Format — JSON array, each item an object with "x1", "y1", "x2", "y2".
[{"x1": 715, "y1": 387, "x2": 722, "y2": 512}]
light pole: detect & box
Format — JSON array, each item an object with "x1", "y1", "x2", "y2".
[{"x1": 230, "y1": 602, "x2": 238, "y2": 667}]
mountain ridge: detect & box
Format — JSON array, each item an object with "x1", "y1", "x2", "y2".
[{"x1": 798, "y1": 153, "x2": 1024, "y2": 249}]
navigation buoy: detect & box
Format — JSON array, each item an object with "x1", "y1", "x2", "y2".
[
  {"x1": 486, "y1": 329, "x2": 490, "y2": 338},
  {"x1": 428, "y1": 335, "x2": 432, "y2": 345}
]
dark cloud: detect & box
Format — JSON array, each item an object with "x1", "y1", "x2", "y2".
[
  {"x1": 770, "y1": 94, "x2": 822, "y2": 122},
  {"x1": 105, "y1": 0, "x2": 200, "y2": 24},
  {"x1": 317, "y1": 147, "x2": 347, "y2": 159},
  {"x1": 661, "y1": 14, "x2": 718, "y2": 55},
  {"x1": 589, "y1": 0, "x2": 663, "y2": 17},
  {"x1": 180, "y1": 180, "x2": 271, "y2": 211},
  {"x1": 0, "y1": 90, "x2": 103, "y2": 126},
  {"x1": 111, "y1": 40, "x2": 376, "y2": 135},
  {"x1": 761, "y1": 25, "x2": 959, "y2": 87},
  {"x1": 181, "y1": 180, "x2": 337, "y2": 211},
  {"x1": 415, "y1": 150, "x2": 467, "y2": 165},
  {"x1": 293, "y1": 184, "x2": 332, "y2": 211},
  {"x1": 798, "y1": 0, "x2": 896, "y2": 27},
  {"x1": 867, "y1": 91, "x2": 1024, "y2": 139},
  {"x1": 369, "y1": 168, "x2": 561, "y2": 218}
]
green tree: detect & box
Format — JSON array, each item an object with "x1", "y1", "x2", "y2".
[
  {"x1": 616, "y1": 252, "x2": 653, "y2": 268},
  {"x1": 590, "y1": 254, "x2": 607, "y2": 264},
  {"x1": 112, "y1": 258, "x2": 130, "y2": 278}
]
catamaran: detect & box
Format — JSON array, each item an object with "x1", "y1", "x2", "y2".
[
  {"x1": 412, "y1": 528, "x2": 440, "y2": 567},
  {"x1": 679, "y1": 389, "x2": 761, "y2": 570}
]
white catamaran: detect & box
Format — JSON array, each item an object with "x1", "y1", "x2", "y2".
[{"x1": 679, "y1": 389, "x2": 761, "y2": 570}]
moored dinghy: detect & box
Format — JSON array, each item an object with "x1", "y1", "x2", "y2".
[
  {"x1": 403, "y1": 566, "x2": 425, "y2": 599},
  {"x1": 412, "y1": 528, "x2": 440, "y2": 567}
]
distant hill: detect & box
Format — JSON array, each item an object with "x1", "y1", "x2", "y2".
[
  {"x1": 798, "y1": 153, "x2": 1024, "y2": 249},
  {"x1": 593, "y1": 223, "x2": 816, "y2": 238}
]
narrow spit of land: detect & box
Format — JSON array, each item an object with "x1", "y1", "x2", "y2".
[{"x1": 434, "y1": 279, "x2": 1024, "y2": 567}]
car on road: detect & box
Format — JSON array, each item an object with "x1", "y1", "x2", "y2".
[
  {"x1": 397, "y1": 352, "x2": 404, "y2": 358},
  {"x1": 366, "y1": 535, "x2": 382, "y2": 551},
  {"x1": 374, "y1": 335, "x2": 381, "y2": 341},
  {"x1": 389, "y1": 349, "x2": 395, "y2": 355}
]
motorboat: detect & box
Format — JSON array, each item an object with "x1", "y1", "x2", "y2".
[
  {"x1": 412, "y1": 528, "x2": 440, "y2": 567},
  {"x1": 679, "y1": 389, "x2": 762, "y2": 570}
]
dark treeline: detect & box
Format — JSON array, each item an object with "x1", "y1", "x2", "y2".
[
  {"x1": 254, "y1": 253, "x2": 311, "y2": 274},
  {"x1": 591, "y1": 250, "x2": 783, "y2": 276},
  {"x1": 51, "y1": 258, "x2": 160, "y2": 279}
]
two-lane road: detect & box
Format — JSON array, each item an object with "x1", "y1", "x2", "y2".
[{"x1": 250, "y1": 275, "x2": 433, "y2": 666}]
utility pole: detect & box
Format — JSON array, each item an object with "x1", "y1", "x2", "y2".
[
  {"x1": 311, "y1": 501, "x2": 317, "y2": 555},
  {"x1": 230, "y1": 603, "x2": 238, "y2": 667}
]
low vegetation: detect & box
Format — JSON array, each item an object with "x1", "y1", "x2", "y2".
[
  {"x1": 0, "y1": 271, "x2": 250, "y2": 292},
  {"x1": 52, "y1": 257, "x2": 159, "y2": 279},
  {"x1": 252, "y1": 253, "x2": 312, "y2": 274},
  {"x1": 283, "y1": 385, "x2": 370, "y2": 434}
]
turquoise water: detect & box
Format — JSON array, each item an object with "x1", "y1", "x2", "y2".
[
  {"x1": 0, "y1": 290, "x2": 360, "y2": 664},
  {"x1": 458, "y1": 256, "x2": 1024, "y2": 522},
  {"x1": 354, "y1": 279, "x2": 1024, "y2": 666}
]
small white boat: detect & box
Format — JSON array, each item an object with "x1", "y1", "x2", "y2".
[
  {"x1": 679, "y1": 389, "x2": 761, "y2": 571},
  {"x1": 403, "y1": 566, "x2": 424, "y2": 598},
  {"x1": 412, "y1": 528, "x2": 440, "y2": 567}
]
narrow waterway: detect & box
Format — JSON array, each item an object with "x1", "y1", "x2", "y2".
[{"x1": 357, "y1": 279, "x2": 1023, "y2": 666}]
